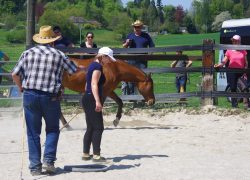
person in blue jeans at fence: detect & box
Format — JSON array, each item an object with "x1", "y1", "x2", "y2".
[
  {"x1": 0, "y1": 50, "x2": 9, "y2": 84},
  {"x1": 122, "y1": 20, "x2": 155, "y2": 95},
  {"x1": 12, "y1": 25, "x2": 84, "y2": 176},
  {"x1": 171, "y1": 51, "x2": 192, "y2": 97}
]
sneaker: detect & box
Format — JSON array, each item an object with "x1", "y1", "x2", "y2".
[
  {"x1": 82, "y1": 153, "x2": 93, "y2": 161},
  {"x1": 30, "y1": 169, "x2": 42, "y2": 176},
  {"x1": 43, "y1": 162, "x2": 56, "y2": 174},
  {"x1": 92, "y1": 155, "x2": 106, "y2": 163}
]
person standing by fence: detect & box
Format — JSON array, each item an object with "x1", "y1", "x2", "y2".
[
  {"x1": 80, "y1": 32, "x2": 97, "y2": 48},
  {"x1": 12, "y1": 25, "x2": 83, "y2": 176},
  {"x1": 171, "y1": 51, "x2": 192, "y2": 96},
  {"x1": 214, "y1": 35, "x2": 250, "y2": 109},
  {"x1": 53, "y1": 26, "x2": 74, "y2": 48},
  {"x1": 122, "y1": 20, "x2": 155, "y2": 95},
  {"x1": 81, "y1": 47, "x2": 116, "y2": 162},
  {"x1": 0, "y1": 50, "x2": 9, "y2": 84}
]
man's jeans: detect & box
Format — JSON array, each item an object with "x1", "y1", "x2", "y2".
[
  {"x1": 23, "y1": 90, "x2": 60, "y2": 171},
  {"x1": 121, "y1": 60, "x2": 146, "y2": 95},
  {"x1": 176, "y1": 76, "x2": 187, "y2": 93}
]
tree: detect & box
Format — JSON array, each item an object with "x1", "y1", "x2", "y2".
[
  {"x1": 156, "y1": 0, "x2": 164, "y2": 24},
  {"x1": 163, "y1": 5, "x2": 175, "y2": 23},
  {"x1": 191, "y1": 0, "x2": 203, "y2": 33},
  {"x1": 183, "y1": 14, "x2": 197, "y2": 33},
  {"x1": 143, "y1": 0, "x2": 150, "y2": 9},
  {"x1": 0, "y1": 0, "x2": 15, "y2": 14},
  {"x1": 212, "y1": 11, "x2": 232, "y2": 32},
  {"x1": 175, "y1": 5, "x2": 184, "y2": 25},
  {"x1": 201, "y1": 0, "x2": 211, "y2": 33},
  {"x1": 232, "y1": 3, "x2": 244, "y2": 18},
  {"x1": 148, "y1": 0, "x2": 159, "y2": 31},
  {"x1": 245, "y1": 6, "x2": 250, "y2": 17}
]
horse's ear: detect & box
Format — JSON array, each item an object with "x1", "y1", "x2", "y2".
[{"x1": 147, "y1": 72, "x2": 152, "y2": 78}]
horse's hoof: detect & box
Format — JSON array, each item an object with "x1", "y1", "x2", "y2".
[{"x1": 113, "y1": 119, "x2": 120, "y2": 127}]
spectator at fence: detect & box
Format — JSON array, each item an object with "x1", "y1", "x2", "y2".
[
  {"x1": 171, "y1": 51, "x2": 192, "y2": 96},
  {"x1": 12, "y1": 25, "x2": 84, "y2": 176},
  {"x1": 80, "y1": 32, "x2": 97, "y2": 48},
  {"x1": 214, "y1": 34, "x2": 250, "y2": 109},
  {"x1": 0, "y1": 50, "x2": 9, "y2": 84},
  {"x1": 53, "y1": 26, "x2": 74, "y2": 48},
  {"x1": 81, "y1": 47, "x2": 116, "y2": 162},
  {"x1": 122, "y1": 20, "x2": 155, "y2": 95}
]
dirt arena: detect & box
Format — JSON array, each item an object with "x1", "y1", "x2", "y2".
[{"x1": 1, "y1": 106, "x2": 250, "y2": 180}]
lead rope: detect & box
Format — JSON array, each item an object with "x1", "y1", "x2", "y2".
[
  {"x1": 60, "y1": 107, "x2": 81, "y2": 131},
  {"x1": 20, "y1": 108, "x2": 25, "y2": 180}
]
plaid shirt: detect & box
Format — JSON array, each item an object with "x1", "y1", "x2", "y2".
[{"x1": 12, "y1": 45, "x2": 77, "y2": 94}]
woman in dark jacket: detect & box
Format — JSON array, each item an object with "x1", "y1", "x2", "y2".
[{"x1": 81, "y1": 47, "x2": 116, "y2": 162}]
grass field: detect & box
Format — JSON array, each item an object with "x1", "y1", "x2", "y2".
[{"x1": 0, "y1": 29, "x2": 234, "y2": 108}]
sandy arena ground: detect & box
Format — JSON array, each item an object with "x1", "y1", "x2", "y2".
[{"x1": 0, "y1": 106, "x2": 250, "y2": 180}]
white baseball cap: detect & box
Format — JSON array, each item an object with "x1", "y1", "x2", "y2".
[
  {"x1": 231, "y1": 35, "x2": 241, "y2": 41},
  {"x1": 98, "y1": 47, "x2": 116, "y2": 61}
]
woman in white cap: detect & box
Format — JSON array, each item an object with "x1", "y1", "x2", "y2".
[
  {"x1": 214, "y1": 35, "x2": 249, "y2": 108},
  {"x1": 81, "y1": 47, "x2": 116, "y2": 162}
]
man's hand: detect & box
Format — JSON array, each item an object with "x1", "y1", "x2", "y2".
[{"x1": 123, "y1": 39, "x2": 131, "y2": 48}]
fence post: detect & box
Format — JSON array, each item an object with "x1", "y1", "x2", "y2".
[
  {"x1": 26, "y1": 0, "x2": 36, "y2": 47},
  {"x1": 201, "y1": 39, "x2": 215, "y2": 106}
]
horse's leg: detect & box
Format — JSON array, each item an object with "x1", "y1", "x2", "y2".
[{"x1": 108, "y1": 91, "x2": 123, "y2": 127}]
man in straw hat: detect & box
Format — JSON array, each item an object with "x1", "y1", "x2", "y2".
[
  {"x1": 122, "y1": 20, "x2": 155, "y2": 95},
  {"x1": 12, "y1": 25, "x2": 84, "y2": 176}
]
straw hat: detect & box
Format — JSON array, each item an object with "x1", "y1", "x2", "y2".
[
  {"x1": 98, "y1": 47, "x2": 116, "y2": 61},
  {"x1": 33, "y1": 25, "x2": 61, "y2": 44},
  {"x1": 132, "y1": 20, "x2": 143, "y2": 27}
]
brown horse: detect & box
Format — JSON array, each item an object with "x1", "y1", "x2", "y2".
[{"x1": 62, "y1": 58, "x2": 155, "y2": 126}]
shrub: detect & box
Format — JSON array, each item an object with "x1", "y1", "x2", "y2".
[
  {"x1": 6, "y1": 29, "x2": 26, "y2": 43},
  {"x1": 3, "y1": 14, "x2": 17, "y2": 30},
  {"x1": 83, "y1": 23, "x2": 96, "y2": 30}
]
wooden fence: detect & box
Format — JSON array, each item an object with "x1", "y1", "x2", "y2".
[{"x1": 1, "y1": 39, "x2": 250, "y2": 106}]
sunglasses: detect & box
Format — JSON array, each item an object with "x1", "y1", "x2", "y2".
[
  {"x1": 54, "y1": 31, "x2": 60, "y2": 34},
  {"x1": 87, "y1": 36, "x2": 93, "y2": 39},
  {"x1": 134, "y1": 26, "x2": 141, "y2": 29}
]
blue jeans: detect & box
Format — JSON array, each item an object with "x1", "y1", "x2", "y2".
[
  {"x1": 23, "y1": 90, "x2": 60, "y2": 171},
  {"x1": 176, "y1": 76, "x2": 187, "y2": 93},
  {"x1": 121, "y1": 60, "x2": 146, "y2": 95}
]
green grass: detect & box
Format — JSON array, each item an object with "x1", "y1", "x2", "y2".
[
  {"x1": 154, "y1": 33, "x2": 220, "y2": 46},
  {"x1": 84, "y1": 29, "x2": 122, "y2": 47}
]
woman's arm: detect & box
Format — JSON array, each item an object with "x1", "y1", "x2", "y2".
[
  {"x1": 186, "y1": 60, "x2": 192, "y2": 67},
  {"x1": 91, "y1": 70, "x2": 102, "y2": 112},
  {"x1": 214, "y1": 56, "x2": 228, "y2": 68},
  {"x1": 171, "y1": 61, "x2": 177, "y2": 68}
]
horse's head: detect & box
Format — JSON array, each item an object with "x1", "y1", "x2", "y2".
[{"x1": 136, "y1": 73, "x2": 155, "y2": 105}]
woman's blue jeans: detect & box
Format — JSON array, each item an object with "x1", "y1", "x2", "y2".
[{"x1": 23, "y1": 90, "x2": 60, "y2": 171}]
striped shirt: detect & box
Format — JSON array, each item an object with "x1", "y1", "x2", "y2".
[{"x1": 12, "y1": 45, "x2": 77, "y2": 94}]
